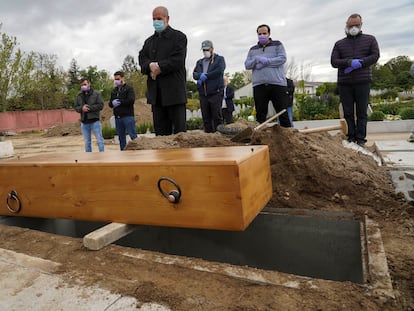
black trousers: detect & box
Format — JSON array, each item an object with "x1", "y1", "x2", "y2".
[
  {"x1": 337, "y1": 83, "x2": 370, "y2": 144},
  {"x1": 221, "y1": 108, "x2": 233, "y2": 124},
  {"x1": 200, "y1": 92, "x2": 223, "y2": 133},
  {"x1": 253, "y1": 84, "x2": 291, "y2": 127},
  {"x1": 152, "y1": 104, "x2": 187, "y2": 136}
]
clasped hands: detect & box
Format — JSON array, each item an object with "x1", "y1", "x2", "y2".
[
  {"x1": 82, "y1": 104, "x2": 90, "y2": 112},
  {"x1": 344, "y1": 59, "x2": 363, "y2": 74},
  {"x1": 197, "y1": 73, "x2": 208, "y2": 86},
  {"x1": 149, "y1": 62, "x2": 161, "y2": 80}
]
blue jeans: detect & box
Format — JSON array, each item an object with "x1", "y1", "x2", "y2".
[
  {"x1": 287, "y1": 105, "x2": 294, "y2": 127},
  {"x1": 81, "y1": 121, "x2": 104, "y2": 152},
  {"x1": 115, "y1": 116, "x2": 137, "y2": 150}
]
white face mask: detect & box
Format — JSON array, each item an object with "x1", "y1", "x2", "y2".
[
  {"x1": 347, "y1": 26, "x2": 360, "y2": 36},
  {"x1": 203, "y1": 51, "x2": 211, "y2": 59}
]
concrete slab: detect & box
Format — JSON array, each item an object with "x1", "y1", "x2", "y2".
[
  {"x1": 0, "y1": 248, "x2": 169, "y2": 310},
  {"x1": 0, "y1": 141, "x2": 14, "y2": 158},
  {"x1": 364, "y1": 217, "x2": 394, "y2": 301},
  {"x1": 379, "y1": 152, "x2": 414, "y2": 169},
  {"x1": 388, "y1": 171, "x2": 414, "y2": 202},
  {"x1": 375, "y1": 140, "x2": 414, "y2": 152}
]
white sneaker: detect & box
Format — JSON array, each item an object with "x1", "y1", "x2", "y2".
[{"x1": 408, "y1": 134, "x2": 414, "y2": 142}]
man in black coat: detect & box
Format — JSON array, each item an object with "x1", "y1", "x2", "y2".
[
  {"x1": 331, "y1": 13, "x2": 379, "y2": 147},
  {"x1": 139, "y1": 6, "x2": 187, "y2": 136}
]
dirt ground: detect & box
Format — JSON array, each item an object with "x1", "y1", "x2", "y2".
[{"x1": 1, "y1": 107, "x2": 414, "y2": 310}]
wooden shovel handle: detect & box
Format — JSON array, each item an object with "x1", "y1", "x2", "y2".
[{"x1": 254, "y1": 109, "x2": 287, "y2": 131}]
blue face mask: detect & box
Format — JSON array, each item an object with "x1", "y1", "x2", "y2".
[{"x1": 153, "y1": 20, "x2": 165, "y2": 32}]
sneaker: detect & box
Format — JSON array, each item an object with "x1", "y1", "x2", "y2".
[{"x1": 408, "y1": 134, "x2": 414, "y2": 143}]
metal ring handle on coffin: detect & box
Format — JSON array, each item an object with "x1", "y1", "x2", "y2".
[
  {"x1": 6, "y1": 190, "x2": 22, "y2": 213},
  {"x1": 157, "y1": 177, "x2": 182, "y2": 204}
]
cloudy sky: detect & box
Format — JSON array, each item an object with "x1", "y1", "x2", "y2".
[{"x1": 1, "y1": 0, "x2": 413, "y2": 82}]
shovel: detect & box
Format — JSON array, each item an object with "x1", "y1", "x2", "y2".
[{"x1": 231, "y1": 109, "x2": 287, "y2": 142}]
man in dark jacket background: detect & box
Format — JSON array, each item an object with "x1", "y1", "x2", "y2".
[
  {"x1": 193, "y1": 40, "x2": 226, "y2": 133},
  {"x1": 331, "y1": 13, "x2": 379, "y2": 147},
  {"x1": 139, "y1": 6, "x2": 187, "y2": 136},
  {"x1": 221, "y1": 76, "x2": 234, "y2": 124},
  {"x1": 109, "y1": 71, "x2": 137, "y2": 150},
  {"x1": 74, "y1": 78, "x2": 104, "y2": 152}
]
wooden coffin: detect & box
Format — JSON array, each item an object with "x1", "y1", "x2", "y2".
[{"x1": 0, "y1": 145, "x2": 272, "y2": 231}]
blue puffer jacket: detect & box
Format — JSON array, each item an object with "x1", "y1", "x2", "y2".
[
  {"x1": 331, "y1": 32, "x2": 380, "y2": 85},
  {"x1": 193, "y1": 53, "x2": 226, "y2": 96}
]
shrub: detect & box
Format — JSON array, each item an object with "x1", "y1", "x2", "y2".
[
  {"x1": 136, "y1": 122, "x2": 154, "y2": 134},
  {"x1": 398, "y1": 107, "x2": 414, "y2": 120},
  {"x1": 186, "y1": 98, "x2": 200, "y2": 111},
  {"x1": 102, "y1": 125, "x2": 116, "y2": 139},
  {"x1": 186, "y1": 117, "x2": 203, "y2": 130},
  {"x1": 368, "y1": 111, "x2": 385, "y2": 121}
]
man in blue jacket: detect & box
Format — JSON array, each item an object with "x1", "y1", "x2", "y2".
[
  {"x1": 193, "y1": 40, "x2": 226, "y2": 133},
  {"x1": 331, "y1": 13, "x2": 380, "y2": 147}
]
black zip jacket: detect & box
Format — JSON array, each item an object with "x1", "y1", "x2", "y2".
[
  {"x1": 109, "y1": 83, "x2": 135, "y2": 118},
  {"x1": 331, "y1": 32, "x2": 380, "y2": 85}
]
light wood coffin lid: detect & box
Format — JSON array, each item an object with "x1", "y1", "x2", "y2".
[{"x1": 0, "y1": 145, "x2": 272, "y2": 231}]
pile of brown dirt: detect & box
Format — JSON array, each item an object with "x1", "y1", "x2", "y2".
[
  {"x1": 101, "y1": 98, "x2": 153, "y2": 125},
  {"x1": 126, "y1": 125, "x2": 410, "y2": 222}
]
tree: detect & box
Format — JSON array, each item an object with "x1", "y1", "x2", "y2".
[
  {"x1": 0, "y1": 32, "x2": 24, "y2": 111},
  {"x1": 371, "y1": 55, "x2": 413, "y2": 91},
  {"x1": 229, "y1": 71, "x2": 250, "y2": 90},
  {"x1": 121, "y1": 55, "x2": 138, "y2": 73},
  {"x1": 121, "y1": 55, "x2": 147, "y2": 99},
  {"x1": 286, "y1": 58, "x2": 313, "y2": 82}
]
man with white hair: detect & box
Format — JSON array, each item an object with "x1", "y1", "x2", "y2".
[{"x1": 139, "y1": 6, "x2": 187, "y2": 136}]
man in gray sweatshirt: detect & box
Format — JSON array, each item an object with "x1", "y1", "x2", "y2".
[{"x1": 244, "y1": 24, "x2": 291, "y2": 127}]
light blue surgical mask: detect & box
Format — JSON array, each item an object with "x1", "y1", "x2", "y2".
[{"x1": 153, "y1": 20, "x2": 165, "y2": 32}]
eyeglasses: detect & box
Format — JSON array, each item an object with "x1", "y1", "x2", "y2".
[{"x1": 202, "y1": 49, "x2": 210, "y2": 51}]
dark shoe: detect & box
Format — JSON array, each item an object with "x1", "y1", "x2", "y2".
[{"x1": 408, "y1": 134, "x2": 414, "y2": 143}]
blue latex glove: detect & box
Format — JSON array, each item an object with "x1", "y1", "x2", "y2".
[
  {"x1": 199, "y1": 73, "x2": 208, "y2": 82},
  {"x1": 344, "y1": 67, "x2": 354, "y2": 74},
  {"x1": 112, "y1": 99, "x2": 121, "y2": 108},
  {"x1": 258, "y1": 57, "x2": 270, "y2": 65},
  {"x1": 351, "y1": 59, "x2": 362, "y2": 69}
]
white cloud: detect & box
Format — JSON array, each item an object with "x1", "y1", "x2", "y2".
[{"x1": 1, "y1": 0, "x2": 413, "y2": 82}]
